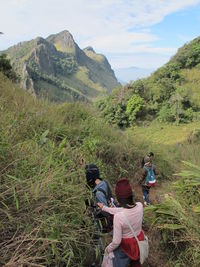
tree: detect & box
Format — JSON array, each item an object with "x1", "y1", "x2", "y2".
[
  {"x1": 169, "y1": 92, "x2": 183, "y2": 124},
  {"x1": 0, "y1": 54, "x2": 18, "y2": 81},
  {"x1": 126, "y1": 94, "x2": 144, "y2": 124}
]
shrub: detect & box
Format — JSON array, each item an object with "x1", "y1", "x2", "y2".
[
  {"x1": 126, "y1": 94, "x2": 145, "y2": 123},
  {"x1": 0, "y1": 54, "x2": 18, "y2": 81}
]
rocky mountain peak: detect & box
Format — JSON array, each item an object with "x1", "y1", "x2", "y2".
[
  {"x1": 5, "y1": 30, "x2": 119, "y2": 102},
  {"x1": 84, "y1": 46, "x2": 96, "y2": 53},
  {"x1": 47, "y1": 30, "x2": 77, "y2": 53}
]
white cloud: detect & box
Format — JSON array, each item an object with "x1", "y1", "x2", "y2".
[
  {"x1": 0, "y1": 0, "x2": 200, "y2": 68},
  {"x1": 130, "y1": 0, "x2": 200, "y2": 27},
  {"x1": 110, "y1": 52, "x2": 176, "y2": 69},
  {"x1": 81, "y1": 32, "x2": 159, "y2": 53}
]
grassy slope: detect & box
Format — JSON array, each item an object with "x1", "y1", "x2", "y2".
[
  {"x1": 127, "y1": 122, "x2": 200, "y2": 267},
  {"x1": 127, "y1": 121, "x2": 200, "y2": 174},
  {"x1": 0, "y1": 73, "x2": 142, "y2": 266},
  {"x1": 1, "y1": 71, "x2": 199, "y2": 266}
]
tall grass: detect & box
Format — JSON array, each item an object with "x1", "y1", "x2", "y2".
[
  {"x1": 144, "y1": 161, "x2": 200, "y2": 267},
  {"x1": 127, "y1": 119, "x2": 200, "y2": 266},
  {"x1": 0, "y1": 73, "x2": 141, "y2": 266},
  {"x1": 2, "y1": 72, "x2": 199, "y2": 266}
]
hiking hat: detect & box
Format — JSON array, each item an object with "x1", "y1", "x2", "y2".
[
  {"x1": 148, "y1": 152, "x2": 154, "y2": 157},
  {"x1": 115, "y1": 178, "x2": 133, "y2": 199},
  {"x1": 85, "y1": 163, "x2": 100, "y2": 187}
]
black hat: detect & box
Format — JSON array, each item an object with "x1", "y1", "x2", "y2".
[{"x1": 85, "y1": 164, "x2": 100, "y2": 187}]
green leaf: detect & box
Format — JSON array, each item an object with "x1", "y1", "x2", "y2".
[
  {"x1": 158, "y1": 223, "x2": 186, "y2": 230},
  {"x1": 193, "y1": 205, "x2": 200, "y2": 213},
  {"x1": 39, "y1": 129, "x2": 49, "y2": 145}
]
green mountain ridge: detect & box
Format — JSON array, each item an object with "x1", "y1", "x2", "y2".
[
  {"x1": 3, "y1": 30, "x2": 119, "y2": 102},
  {"x1": 97, "y1": 36, "x2": 200, "y2": 127}
]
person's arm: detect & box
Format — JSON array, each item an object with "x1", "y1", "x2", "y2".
[
  {"x1": 105, "y1": 214, "x2": 122, "y2": 253},
  {"x1": 102, "y1": 205, "x2": 123, "y2": 215},
  {"x1": 97, "y1": 202, "x2": 123, "y2": 215}
]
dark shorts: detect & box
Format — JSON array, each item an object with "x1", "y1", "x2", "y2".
[
  {"x1": 113, "y1": 246, "x2": 131, "y2": 267},
  {"x1": 113, "y1": 247, "x2": 141, "y2": 267}
]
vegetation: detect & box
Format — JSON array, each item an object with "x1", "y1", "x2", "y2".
[
  {"x1": 5, "y1": 31, "x2": 119, "y2": 102},
  {"x1": 97, "y1": 37, "x2": 200, "y2": 127},
  {"x1": 145, "y1": 162, "x2": 200, "y2": 267},
  {"x1": 1, "y1": 33, "x2": 200, "y2": 267},
  {"x1": 0, "y1": 73, "x2": 141, "y2": 266},
  {"x1": 130, "y1": 122, "x2": 200, "y2": 267},
  {"x1": 0, "y1": 53, "x2": 18, "y2": 81}
]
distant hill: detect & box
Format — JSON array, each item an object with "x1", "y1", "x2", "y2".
[
  {"x1": 3, "y1": 30, "x2": 119, "y2": 102},
  {"x1": 96, "y1": 36, "x2": 200, "y2": 127},
  {"x1": 114, "y1": 66, "x2": 154, "y2": 83}
]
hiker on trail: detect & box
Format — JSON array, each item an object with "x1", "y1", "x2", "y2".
[
  {"x1": 141, "y1": 152, "x2": 154, "y2": 168},
  {"x1": 85, "y1": 163, "x2": 115, "y2": 233},
  {"x1": 98, "y1": 178, "x2": 144, "y2": 267},
  {"x1": 139, "y1": 156, "x2": 158, "y2": 206}
]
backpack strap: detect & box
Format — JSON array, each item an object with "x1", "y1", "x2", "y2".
[
  {"x1": 151, "y1": 164, "x2": 154, "y2": 171},
  {"x1": 143, "y1": 166, "x2": 150, "y2": 185},
  {"x1": 121, "y1": 212, "x2": 140, "y2": 243},
  {"x1": 104, "y1": 180, "x2": 113, "y2": 199}
]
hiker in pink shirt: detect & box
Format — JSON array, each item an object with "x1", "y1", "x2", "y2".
[{"x1": 98, "y1": 178, "x2": 144, "y2": 267}]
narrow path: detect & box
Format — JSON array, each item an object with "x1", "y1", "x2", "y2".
[{"x1": 130, "y1": 178, "x2": 172, "y2": 267}]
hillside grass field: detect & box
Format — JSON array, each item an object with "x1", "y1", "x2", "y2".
[
  {"x1": 126, "y1": 122, "x2": 200, "y2": 267},
  {"x1": 0, "y1": 73, "x2": 142, "y2": 266},
  {"x1": 0, "y1": 69, "x2": 199, "y2": 266}
]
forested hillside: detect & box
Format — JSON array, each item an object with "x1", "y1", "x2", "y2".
[{"x1": 96, "y1": 37, "x2": 200, "y2": 127}]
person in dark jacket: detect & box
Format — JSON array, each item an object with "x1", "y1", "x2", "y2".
[
  {"x1": 85, "y1": 163, "x2": 115, "y2": 233},
  {"x1": 85, "y1": 163, "x2": 113, "y2": 206}
]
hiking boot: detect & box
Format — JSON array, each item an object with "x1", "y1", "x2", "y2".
[{"x1": 144, "y1": 201, "x2": 150, "y2": 206}]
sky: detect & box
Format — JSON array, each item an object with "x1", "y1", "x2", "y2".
[{"x1": 1, "y1": 0, "x2": 200, "y2": 71}]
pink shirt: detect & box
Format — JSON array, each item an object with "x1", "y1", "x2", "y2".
[{"x1": 102, "y1": 202, "x2": 143, "y2": 253}]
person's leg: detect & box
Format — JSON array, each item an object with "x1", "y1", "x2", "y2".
[
  {"x1": 142, "y1": 186, "x2": 150, "y2": 205},
  {"x1": 113, "y1": 246, "x2": 131, "y2": 267}
]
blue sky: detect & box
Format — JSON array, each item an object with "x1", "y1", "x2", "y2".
[
  {"x1": 1, "y1": 0, "x2": 200, "y2": 70},
  {"x1": 151, "y1": 6, "x2": 200, "y2": 48}
]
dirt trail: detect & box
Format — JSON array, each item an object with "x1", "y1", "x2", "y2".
[
  {"x1": 130, "y1": 178, "x2": 171, "y2": 267},
  {"x1": 132, "y1": 180, "x2": 165, "y2": 205}
]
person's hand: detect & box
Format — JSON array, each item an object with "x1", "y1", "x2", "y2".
[
  {"x1": 105, "y1": 246, "x2": 110, "y2": 255},
  {"x1": 97, "y1": 202, "x2": 104, "y2": 209}
]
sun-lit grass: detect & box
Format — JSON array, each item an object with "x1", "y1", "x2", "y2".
[
  {"x1": 0, "y1": 73, "x2": 143, "y2": 266},
  {"x1": 144, "y1": 161, "x2": 200, "y2": 267},
  {"x1": 1, "y1": 68, "x2": 200, "y2": 266},
  {"x1": 129, "y1": 121, "x2": 200, "y2": 145},
  {"x1": 84, "y1": 50, "x2": 104, "y2": 63},
  {"x1": 75, "y1": 66, "x2": 107, "y2": 93}
]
